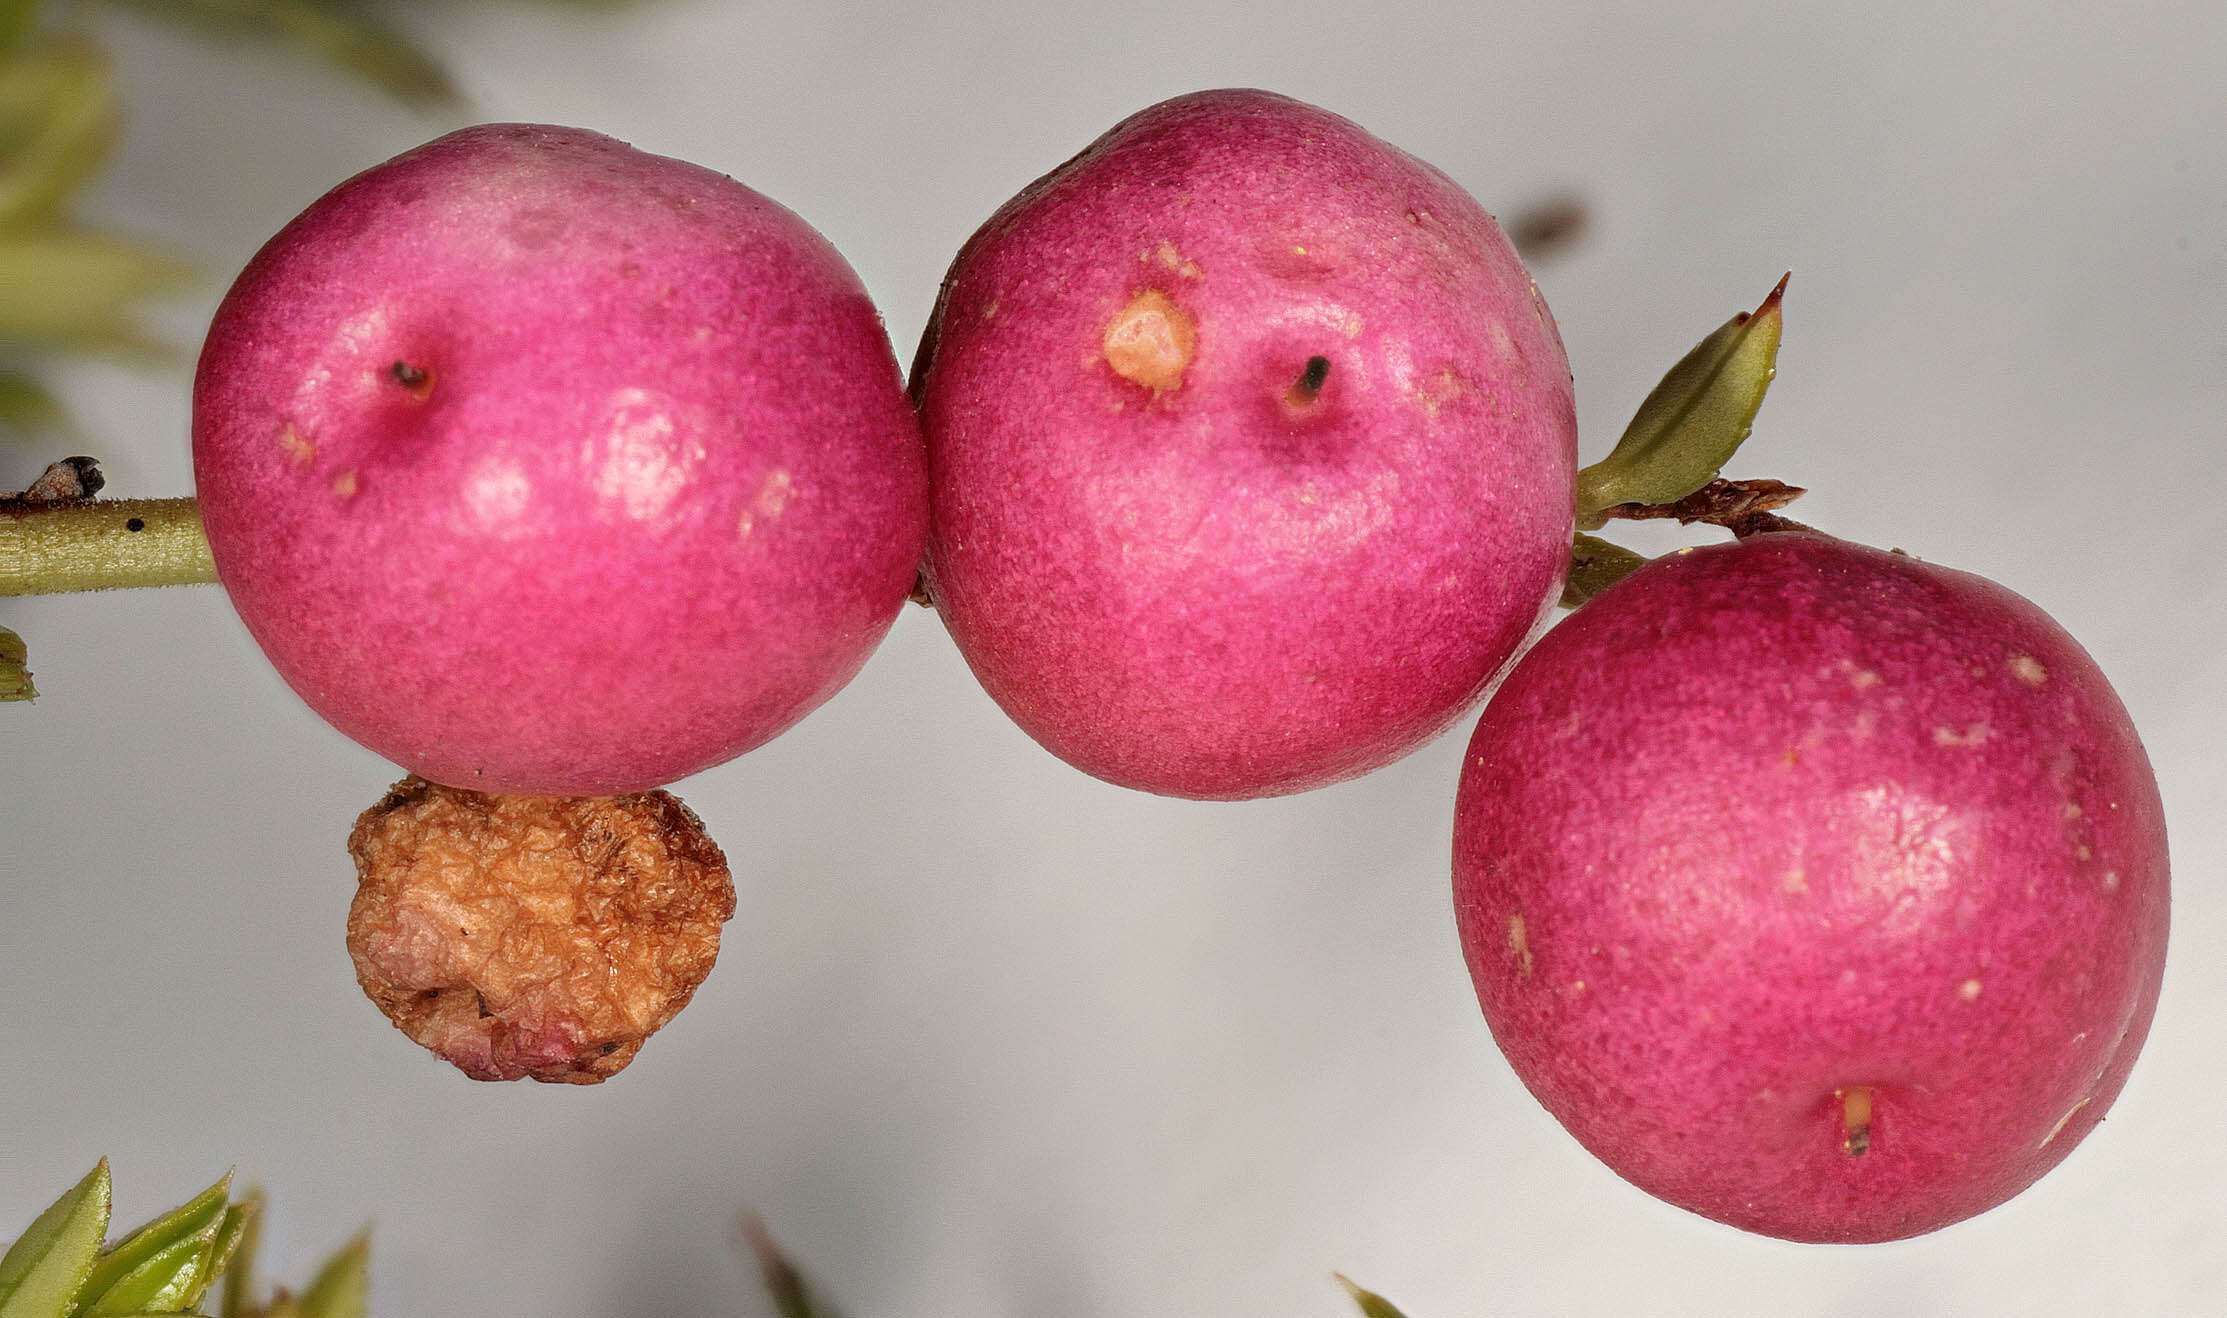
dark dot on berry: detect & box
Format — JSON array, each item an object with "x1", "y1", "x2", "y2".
[
  {"x1": 125, "y1": 517, "x2": 145, "y2": 532},
  {"x1": 1285, "y1": 356, "x2": 1332, "y2": 410},
  {"x1": 390, "y1": 361, "x2": 431, "y2": 390}
]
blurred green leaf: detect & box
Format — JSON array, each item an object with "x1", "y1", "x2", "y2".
[
  {"x1": 0, "y1": 1160, "x2": 112, "y2": 1317},
  {"x1": 0, "y1": 623, "x2": 32, "y2": 700},
  {"x1": 290, "y1": 1233, "x2": 366, "y2": 1318},
  {"x1": 0, "y1": 366, "x2": 67, "y2": 439},
  {"x1": 1335, "y1": 1275, "x2": 1413, "y2": 1318},
  {"x1": 0, "y1": 38, "x2": 121, "y2": 227},
  {"x1": 177, "y1": 1202, "x2": 252, "y2": 1316},
  {"x1": 116, "y1": 0, "x2": 457, "y2": 107},
  {"x1": 72, "y1": 1174, "x2": 230, "y2": 1317},
  {"x1": 1573, "y1": 274, "x2": 1787, "y2": 528},
  {"x1": 740, "y1": 1217, "x2": 840, "y2": 1318},
  {"x1": 0, "y1": 227, "x2": 192, "y2": 354},
  {"x1": 216, "y1": 1194, "x2": 260, "y2": 1318},
  {"x1": 0, "y1": 2, "x2": 37, "y2": 57}
]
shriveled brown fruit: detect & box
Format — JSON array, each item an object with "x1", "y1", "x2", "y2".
[{"x1": 346, "y1": 776, "x2": 736, "y2": 1083}]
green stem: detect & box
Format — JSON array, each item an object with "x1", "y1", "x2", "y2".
[{"x1": 0, "y1": 495, "x2": 215, "y2": 595}]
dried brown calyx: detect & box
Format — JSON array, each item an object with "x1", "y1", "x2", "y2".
[{"x1": 345, "y1": 776, "x2": 736, "y2": 1083}]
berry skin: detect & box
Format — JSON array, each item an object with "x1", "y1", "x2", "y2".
[
  {"x1": 1453, "y1": 531, "x2": 2169, "y2": 1242},
  {"x1": 912, "y1": 89, "x2": 1576, "y2": 799},
  {"x1": 194, "y1": 124, "x2": 926, "y2": 794}
]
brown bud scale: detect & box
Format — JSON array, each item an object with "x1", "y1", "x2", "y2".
[{"x1": 345, "y1": 776, "x2": 736, "y2": 1083}]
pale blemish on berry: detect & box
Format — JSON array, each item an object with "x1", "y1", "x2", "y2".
[
  {"x1": 1959, "y1": 978, "x2": 1983, "y2": 1001},
  {"x1": 1412, "y1": 363, "x2": 1476, "y2": 419},
  {"x1": 2103, "y1": 869, "x2": 2121, "y2": 891},
  {"x1": 1150, "y1": 240, "x2": 1204, "y2": 280},
  {"x1": 1849, "y1": 668, "x2": 1883, "y2": 690},
  {"x1": 590, "y1": 388, "x2": 702, "y2": 522},
  {"x1": 1103, "y1": 289, "x2": 1195, "y2": 393},
  {"x1": 736, "y1": 468, "x2": 795, "y2": 540},
  {"x1": 2010, "y1": 653, "x2": 2049, "y2": 685},
  {"x1": 1507, "y1": 912, "x2": 1535, "y2": 979},
  {"x1": 462, "y1": 458, "x2": 531, "y2": 532},
  {"x1": 2037, "y1": 1096, "x2": 2092, "y2": 1149},
  {"x1": 1933, "y1": 723, "x2": 1991, "y2": 748},
  {"x1": 1783, "y1": 868, "x2": 1808, "y2": 894},
  {"x1": 332, "y1": 468, "x2": 359, "y2": 500},
  {"x1": 278, "y1": 424, "x2": 316, "y2": 466}
]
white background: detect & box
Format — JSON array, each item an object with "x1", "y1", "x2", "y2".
[{"x1": 5, "y1": 2, "x2": 2224, "y2": 1314}]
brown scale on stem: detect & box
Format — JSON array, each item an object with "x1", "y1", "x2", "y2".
[{"x1": 1597, "y1": 477, "x2": 1812, "y2": 538}]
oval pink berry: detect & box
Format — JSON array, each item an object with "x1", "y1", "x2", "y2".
[
  {"x1": 1453, "y1": 531, "x2": 2169, "y2": 1242},
  {"x1": 912, "y1": 89, "x2": 1577, "y2": 799},
  {"x1": 193, "y1": 124, "x2": 926, "y2": 795}
]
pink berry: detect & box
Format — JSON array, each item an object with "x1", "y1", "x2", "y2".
[
  {"x1": 912, "y1": 89, "x2": 1577, "y2": 799},
  {"x1": 193, "y1": 125, "x2": 926, "y2": 795},
  {"x1": 1453, "y1": 531, "x2": 2169, "y2": 1242}
]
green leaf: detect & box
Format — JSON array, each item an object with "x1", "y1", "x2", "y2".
[
  {"x1": 0, "y1": 228, "x2": 193, "y2": 355},
  {"x1": 175, "y1": 1202, "x2": 251, "y2": 1315},
  {"x1": 115, "y1": 0, "x2": 458, "y2": 107},
  {"x1": 1334, "y1": 1274, "x2": 1413, "y2": 1318},
  {"x1": 0, "y1": 2, "x2": 38, "y2": 57},
  {"x1": 291, "y1": 1233, "x2": 367, "y2": 1318},
  {"x1": 71, "y1": 1174, "x2": 230, "y2": 1317},
  {"x1": 216, "y1": 1193, "x2": 260, "y2": 1318},
  {"x1": 1573, "y1": 274, "x2": 1788, "y2": 528},
  {"x1": 1558, "y1": 531, "x2": 1651, "y2": 609},
  {"x1": 0, "y1": 39, "x2": 121, "y2": 227},
  {"x1": 0, "y1": 1160, "x2": 113, "y2": 1318},
  {"x1": 75, "y1": 1231, "x2": 215, "y2": 1316},
  {"x1": 0, "y1": 368, "x2": 71, "y2": 440},
  {"x1": 0, "y1": 623, "x2": 31, "y2": 701}
]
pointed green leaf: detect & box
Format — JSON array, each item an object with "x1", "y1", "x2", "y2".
[
  {"x1": 1574, "y1": 274, "x2": 1788, "y2": 528},
  {"x1": 0, "y1": 1160, "x2": 112, "y2": 1317},
  {"x1": 0, "y1": 229, "x2": 192, "y2": 355},
  {"x1": 75, "y1": 1230, "x2": 215, "y2": 1316},
  {"x1": 175, "y1": 1202, "x2": 251, "y2": 1315},
  {"x1": 1559, "y1": 532, "x2": 1651, "y2": 610},
  {"x1": 114, "y1": 0, "x2": 457, "y2": 107},
  {"x1": 1335, "y1": 1274, "x2": 1413, "y2": 1318},
  {"x1": 291, "y1": 1234, "x2": 367, "y2": 1318},
  {"x1": 0, "y1": 624, "x2": 31, "y2": 701},
  {"x1": 216, "y1": 1194, "x2": 260, "y2": 1318},
  {"x1": 0, "y1": 40, "x2": 120, "y2": 226},
  {"x1": 71, "y1": 1175, "x2": 230, "y2": 1315}
]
